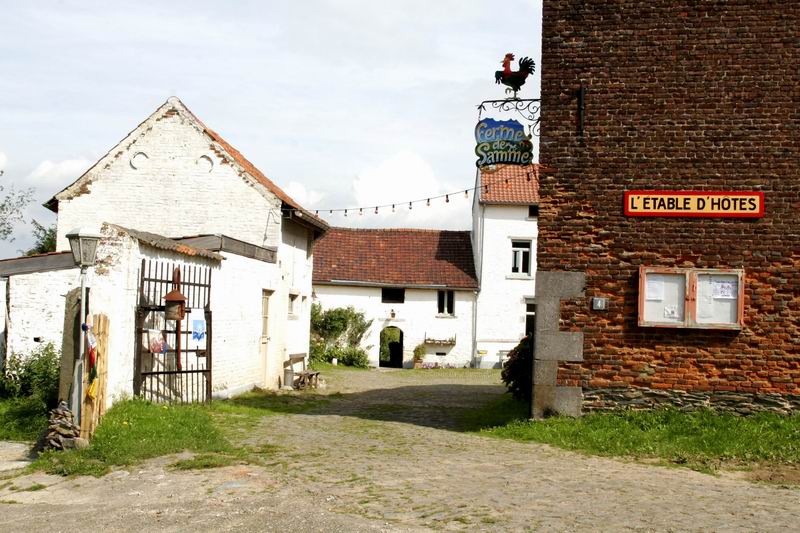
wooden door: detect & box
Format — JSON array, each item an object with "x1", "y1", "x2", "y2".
[{"x1": 260, "y1": 290, "x2": 272, "y2": 385}]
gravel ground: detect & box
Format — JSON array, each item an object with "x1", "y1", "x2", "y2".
[{"x1": 1, "y1": 368, "x2": 799, "y2": 532}]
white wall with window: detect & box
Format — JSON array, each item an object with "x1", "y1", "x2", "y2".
[
  {"x1": 313, "y1": 284, "x2": 476, "y2": 368},
  {"x1": 473, "y1": 204, "x2": 537, "y2": 367}
]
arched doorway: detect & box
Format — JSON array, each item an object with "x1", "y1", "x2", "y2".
[{"x1": 379, "y1": 327, "x2": 404, "y2": 368}]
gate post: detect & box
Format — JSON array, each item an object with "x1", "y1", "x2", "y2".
[
  {"x1": 531, "y1": 271, "x2": 585, "y2": 419},
  {"x1": 133, "y1": 308, "x2": 144, "y2": 396}
]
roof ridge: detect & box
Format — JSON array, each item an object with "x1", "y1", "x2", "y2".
[{"x1": 47, "y1": 97, "x2": 326, "y2": 234}]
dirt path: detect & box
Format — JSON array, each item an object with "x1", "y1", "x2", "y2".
[{"x1": 2, "y1": 368, "x2": 799, "y2": 532}]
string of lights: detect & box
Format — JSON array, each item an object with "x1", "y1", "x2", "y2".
[{"x1": 284, "y1": 165, "x2": 539, "y2": 218}]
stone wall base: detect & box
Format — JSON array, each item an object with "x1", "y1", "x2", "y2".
[{"x1": 583, "y1": 387, "x2": 800, "y2": 416}]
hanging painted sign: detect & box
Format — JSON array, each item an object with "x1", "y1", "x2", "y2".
[
  {"x1": 624, "y1": 191, "x2": 764, "y2": 218},
  {"x1": 188, "y1": 310, "x2": 207, "y2": 351},
  {"x1": 474, "y1": 118, "x2": 533, "y2": 167}
]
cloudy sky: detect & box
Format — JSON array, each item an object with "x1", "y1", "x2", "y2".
[{"x1": 0, "y1": 1, "x2": 542, "y2": 258}]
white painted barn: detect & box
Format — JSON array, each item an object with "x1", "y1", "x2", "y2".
[
  {"x1": 0, "y1": 97, "x2": 327, "y2": 407},
  {"x1": 312, "y1": 164, "x2": 545, "y2": 369}
]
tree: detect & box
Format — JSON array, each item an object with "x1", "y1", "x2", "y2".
[
  {"x1": 0, "y1": 183, "x2": 33, "y2": 242},
  {"x1": 501, "y1": 335, "x2": 533, "y2": 402},
  {"x1": 24, "y1": 220, "x2": 56, "y2": 256}
]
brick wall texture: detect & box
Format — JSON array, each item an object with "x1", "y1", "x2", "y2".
[{"x1": 538, "y1": 1, "x2": 800, "y2": 403}]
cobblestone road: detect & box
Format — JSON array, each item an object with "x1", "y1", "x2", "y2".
[{"x1": 1, "y1": 368, "x2": 799, "y2": 532}]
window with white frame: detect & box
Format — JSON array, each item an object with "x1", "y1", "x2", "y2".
[
  {"x1": 437, "y1": 290, "x2": 455, "y2": 316},
  {"x1": 288, "y1": 293, "x2": 299, "y2": 317},
  {"x1": 511, "y1": 240, "x2": 532, "y2": 275},
  {"x1": 525, "y1": 301, "x2": 536, "y2": 336}
]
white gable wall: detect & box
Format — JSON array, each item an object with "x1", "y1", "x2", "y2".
[
  {"x1": 313, "y1": 285, "x2": 476, "y2": 368},
  {"x1": 474, "y1": 204, "x2": 537, "y2": 367},
  {"x1": 55, "y1": 109, "x2": 282, "y2": 252}
]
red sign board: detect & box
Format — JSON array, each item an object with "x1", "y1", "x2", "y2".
[{"x1": 624, "y1": 191, "x2": 764, "y2": 218}]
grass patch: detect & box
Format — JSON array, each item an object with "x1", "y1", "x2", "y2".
[
  {"x1": 30, "y1": 389, "x2": 314, "y2": 477},
  {"x1": 169, "y1": 452, "x2": 242, "y2": 471},
  {"x1": 483, "y1": 408, "x2": 800, "y2": 472},
  {"x1": 0, "y1": 397, "x2": 48, "y2": 441},
  {"x1": 18, "y1": 483, "x2": 46, "y2": 492},
  {"x1": 33, "y1": 399, "x2": 231, "y2": 477}
]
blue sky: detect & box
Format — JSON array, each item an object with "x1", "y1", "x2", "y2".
[{"x1": 0, "y1": 0, "x2": 542, "y2": 257}]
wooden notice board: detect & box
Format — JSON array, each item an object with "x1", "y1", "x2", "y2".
[{"x1": 80, "y1": 314, "x2": 109, "y2": 439}]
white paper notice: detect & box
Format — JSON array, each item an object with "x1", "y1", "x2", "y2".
[
  {"x1": 697, "y1": 281, "x2": 713, "y2": 319},
  {"x1": 646, "y1": 278, "x2": 664, "y2": 301},
  {"x1": 664, "y1": 305, "x2": 679, "y2": 319},
  {"x1": 713, "y1": 279, "x2": 737, "y2": 300}
]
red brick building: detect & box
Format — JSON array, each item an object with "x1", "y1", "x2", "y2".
[{"x1": 538, "y1": 1, "x2": 800, "y2": 412}]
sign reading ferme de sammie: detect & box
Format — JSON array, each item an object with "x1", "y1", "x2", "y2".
[
  {"x1": 474, "y1": 118, "x2": 533, "y2": 167},
  {"x1": 624, "y1": 191, "x2": 765, "y2": 218}
]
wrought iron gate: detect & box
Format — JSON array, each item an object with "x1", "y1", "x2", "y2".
[{"x1": 134, "y1": 259, "x2": 212, "y2": 403}]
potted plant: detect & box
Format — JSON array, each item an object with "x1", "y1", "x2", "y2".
[{"x1": 412, "y1": 343, "x2": 426, "y2": 369}]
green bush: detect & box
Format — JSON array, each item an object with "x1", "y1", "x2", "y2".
[
  {"x1": 0, "y1": 396, "x2": 49, "y2": 441},
  {"x1": 413, "y1": 343, "x2": 426, "y2": 363},
  {"x1": 309, "y1": 340, "x2": 329, "y2": 365},
  {"x1": 310, "y1": 303, "x2": 373, "y2": 367},
  {"x1": 338, "y1": 346, "x2": 369, "y2": 368},
  {"x1": 501, "y1": 336, "x2": 532, "y2": 402},
  {"x1": 0, "y1": 343, "x2": 61, "y2": 407}
]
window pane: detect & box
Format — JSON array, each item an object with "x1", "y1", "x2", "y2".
[
  {"x1": 511, "y1": 250, "x2": 519, "y2": 273},
  {"x1": 446, "y1": 290, "x2": 454, "y2": 315},
  {"x1": 382, "y1": 288, "x2": 405, "y2": 303},
  {"x1": 642, "y1": 273, "x2": 685, "y2": 324},
  {"x1": 437, "y1": 290, "x2": 445, "y2": 313},
  {"x1": 521, "y1": 250, "x2": 530, "y2": 274},
  {"x1": 526, "y1": 303, "x2": 535, "y2": 313},
  {"x1": 696, "y1": 274, "x2": 739, "y2": 324}
]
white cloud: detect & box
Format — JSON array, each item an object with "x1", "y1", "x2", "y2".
[
  {"x1": 0, "y1": 152, "x2": 7, "y2": 171},
  {"x1": 27, "y1": 158, "x2": 92, "y2": 191},
  {"x1": 284, "y1": 181, "x2": 324, "y2": 208}
]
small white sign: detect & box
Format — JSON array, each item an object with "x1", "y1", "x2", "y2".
[
  {"x1": 664, "y1": 305, "x2": 679, "y2": 319},
  {"x1": 646, "y1": 278, "x2": 664, "y2": 301},
  {"x1": 713, "y1": 279, "x2": 737, "y2": 300}
]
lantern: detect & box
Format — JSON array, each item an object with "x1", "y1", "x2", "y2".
[
  {"x1": 164, "y1": 289, "x2": 187, "y2": 320},
  {"x1": 65, "y1": 228, "x2": 101, "y2": 268}
]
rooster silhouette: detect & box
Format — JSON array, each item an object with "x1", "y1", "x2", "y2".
[{"x1": 495, "y1": 53, "x2": 535, "y2": 95}]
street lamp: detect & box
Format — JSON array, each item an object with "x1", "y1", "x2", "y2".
[{"x1": 66, "y1": 228, "x2": 101, "y2": 424}]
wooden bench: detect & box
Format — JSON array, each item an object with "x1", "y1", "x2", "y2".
[
  {"x1": 285, "y1": 353, "x2": 319, "y2": 389},
  {"x1": 296, "y1": 370, "x2": 320, "y2": 389}
]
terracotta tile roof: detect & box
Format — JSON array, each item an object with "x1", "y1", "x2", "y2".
[
  {"x1": 313, "y1": 228, "x2": 478, "y2": 289},
  {"x1": 479, "y1": 163, "x2": 554, "y2": 205}
]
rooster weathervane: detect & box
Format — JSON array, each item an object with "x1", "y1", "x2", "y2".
[
  {"x1": 495, "y1": 53, "x2": 535, "y2": 98},
  {"x1": 477, "y1": 52, "x2": 541, "y2": 140}
]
